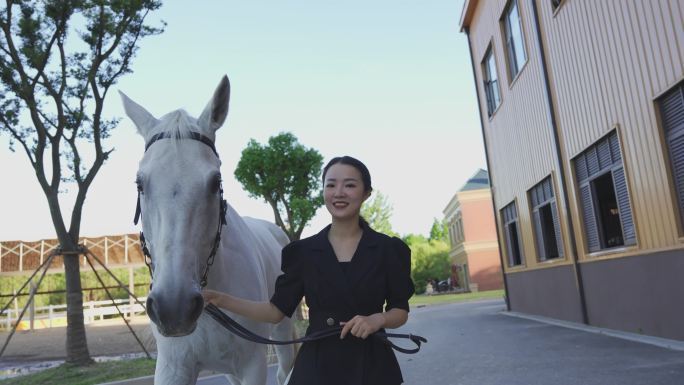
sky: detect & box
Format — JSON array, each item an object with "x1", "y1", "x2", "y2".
[{"x1": 0, "y1": 0, "x2": 486, "y2": 242}]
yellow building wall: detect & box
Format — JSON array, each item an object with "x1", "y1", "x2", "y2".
[
  {"x1": 537, "y1": 0, "x2": 684, "y2": 257},
  {"x1": 467, "y1": 0, "x2": 574, "y2": 272}
]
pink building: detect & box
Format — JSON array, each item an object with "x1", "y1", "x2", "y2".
[{"x1": 443, "y1": 169, "x2": 503, "y2": 291}]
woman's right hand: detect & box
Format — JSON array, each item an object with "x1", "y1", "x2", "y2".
[{"x1": 201, "y1": 289, "x2": 223, "y2": 307}]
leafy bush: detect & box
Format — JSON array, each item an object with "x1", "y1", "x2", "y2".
[{"x1": 404, "y1": 236, "x2": 451, "y2": 294}]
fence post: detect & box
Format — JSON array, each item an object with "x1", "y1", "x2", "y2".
[
  {"x1": 83, "y1": 239, "x2": 88, "y2": 266},
  {"x1": 129, "y1": 266, "x2": 134, "y2": 319},
  {"x1": 29, "y1": 280, "x2": 36, "y2": 331},
  {"x1": 13, "y1": 288, "x2": 19, "y2": 322},
  {"x1": 124, "y1": 235, "x2": 129, "y2": 264},
  {"x1": 40, "y1": 240, "x2": 45, "y2": 265},
  {"x1": 104, "y1": 237, "x2": 109, "y2": 265},
  {"x1": 48, "y1": 305, "x2": 53, "y2": 328},
  {"x1": 19, "y1": 242, "x2": 23, "y2": 272}
]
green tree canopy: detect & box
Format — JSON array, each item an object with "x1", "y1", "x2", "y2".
[
  {"x1": 429, "y1": 218, "x2": 449, "y2": 242},
  {"x1": 234, "y1": 132, "x2": 324, "y2": 241},
  {"x1": 407, "y1": 237, "x2": 450, "y2": 294},
  {"x1": 0, "y1": 0, "x2": 163, "y2": 365},
  {"x1": 361, "y1": 191, "x2": 397, "y2": 237}
]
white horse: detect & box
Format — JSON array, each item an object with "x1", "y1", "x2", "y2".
[{"x1": 120, "y1": 76, "x2": 296, "y2": 385}]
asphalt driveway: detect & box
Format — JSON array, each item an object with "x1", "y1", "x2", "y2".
[{"x1": 397, "y1": 299, "x2": 684, "y2": 385}]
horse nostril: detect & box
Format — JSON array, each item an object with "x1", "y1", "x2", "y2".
[
  {"x1": 146, "y1": 297, "x2": 158, "y2": 323},
  {"x1": 190, "y1": 293, "x2": 204, "y2": 319}
]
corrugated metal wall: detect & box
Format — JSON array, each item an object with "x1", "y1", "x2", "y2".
[
  {"x1": 467, "y1": 0, "x2": 684, "y2": 270},
  {"x1": 538, "y1": 0, "x2": 684, "y2": 255},
  {"x1": 468, "y1": 0, "x2": 572, "y2": 271}
]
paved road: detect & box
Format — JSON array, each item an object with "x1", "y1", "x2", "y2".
[
  {"x1": 8, "y1": 299, "x2": 684, "y2": 384},
  {"x1": 396, "y1": 299, "x2": 684, "y2": 385}
]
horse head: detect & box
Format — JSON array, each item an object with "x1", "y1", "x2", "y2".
[{"x1": 120, "y1": 76, "x2": 230, "y2": 337}]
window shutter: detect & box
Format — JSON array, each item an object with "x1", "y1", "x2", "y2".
[
  {"x1": 612, "y1": 167, "x2": 636, "y2": 245},
  {"x1": 551, "y1": 202, "x2": 565, "y2": 258},
  {"x1": 668, "y1": 131, "x2": 684, "y2": 228},
  {"x1": 580, "y1": 184, "x2": 600, "y2": 252},
  {"x1": 660, "y1": 86, "x2": 684, "y2": 133},
  {"x1": 504, "y1": 224, "x2": 515, "y2": 266},
  {"x1": 598, "y1": 139, "x2": 612, "y2": 170},
  {"x1": 576, "y1": 154, "x2": 588, "y2": 182},
  {"x1": 532, "y1": 209, "x2": 546, "y2": 260},
  {"x1": 587, "y1": 147, "x2": 600, "y2": 176},
  {"x1": 661, "y1": 85, "x2": 684, "y2": 230},
  {"x1": 609, "y1": 133, "x2": 622, "y2": 163}
]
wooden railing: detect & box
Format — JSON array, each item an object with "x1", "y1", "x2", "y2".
[{"x1": 0, "y1": 234, "x2": 145, "y2": 275}]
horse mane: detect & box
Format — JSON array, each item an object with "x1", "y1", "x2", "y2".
[
  {"x1": 153, "y1": 109, "x2": 201, "y2": 139},
  {"x1": 143, "y1": 109, "x2": 215, "y2": 153}
]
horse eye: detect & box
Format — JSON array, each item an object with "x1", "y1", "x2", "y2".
[{"x1": 212, "y1": 175, "x2": 222, "y2": 193}]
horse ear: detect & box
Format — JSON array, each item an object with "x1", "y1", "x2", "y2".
[
  {"x1": 198, "y1": 75, "x2": 230, "y2": 132},
  {"x1": 119, "y1": 91, "x2": 159, "y2": 137}
]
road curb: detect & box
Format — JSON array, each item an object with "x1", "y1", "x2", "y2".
[{"x1": 502, "y1": 311, "x2": 684, "y2": 352}]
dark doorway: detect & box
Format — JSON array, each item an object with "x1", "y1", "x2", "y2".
[
  {"x1": 592, "y1": 172, "x2": 624, "y2": 248},
  {"x1": 539, "y1": 204, "x2": 560, "y2": 259},
  {"x1": 508, "y1": 222, "x2": 522, "y2": 266}
]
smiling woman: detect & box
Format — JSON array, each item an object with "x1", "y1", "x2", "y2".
[{"x1": 204, "y1": 155, "x2": 416, "y2": 385}]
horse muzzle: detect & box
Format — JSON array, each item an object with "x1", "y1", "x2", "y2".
[{"x1": 147, "y1": 291, "x2": 204, "y2": 337}]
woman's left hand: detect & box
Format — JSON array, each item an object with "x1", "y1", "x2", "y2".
[{"x1": 340, "y1": 313, "x2": 386, "y2": 339}]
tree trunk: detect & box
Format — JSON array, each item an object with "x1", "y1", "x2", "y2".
[
  {"x1": 45, "y1": 192, "x2": 92, "y2": 365},
  {"x1": 63, "y1": 249, "x2": 92, "y2": 365}
]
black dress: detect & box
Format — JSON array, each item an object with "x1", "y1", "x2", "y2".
[{"x1": 270, "y1": 221, "x2": 415, "y2": 385}]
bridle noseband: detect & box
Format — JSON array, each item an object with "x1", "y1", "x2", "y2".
[{"x1": 135, "y1": 131, "x2": 228, "y2": 289}]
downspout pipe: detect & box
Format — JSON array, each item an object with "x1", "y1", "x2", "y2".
[
  {"x1": 530, "y1": 0, "x2": 589, "y2": 324},
  {"x1": 463, "y1": 27, "x2": 511, "y2": 311}
]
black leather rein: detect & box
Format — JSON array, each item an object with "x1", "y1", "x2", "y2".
[{"x1": 204, "y1": 304, "x2": 427, "y2": 354}]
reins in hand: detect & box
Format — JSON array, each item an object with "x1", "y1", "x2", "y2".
[{"x1": 204, "y1": 304, "x2": 427, "y2": 354}]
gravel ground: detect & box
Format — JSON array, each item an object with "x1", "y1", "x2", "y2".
[{"x1": 0, "y1": 316, "x2": 155, "y2": 372}]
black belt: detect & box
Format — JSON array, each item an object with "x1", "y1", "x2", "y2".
[{"x1": 204, "y1": 304, "x2": 427, "y2": 354}]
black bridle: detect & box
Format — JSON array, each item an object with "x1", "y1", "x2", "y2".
[{"x1": 134, "y1": 131, "x2": 227, "y2": 289}]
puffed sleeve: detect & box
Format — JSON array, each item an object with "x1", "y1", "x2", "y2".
[
  {"x1": 270, "y1": 243, "x2": 304, "y2": 318},
  {"x1": 385, "y1": 237, "x2": 415, "y2": 312}
]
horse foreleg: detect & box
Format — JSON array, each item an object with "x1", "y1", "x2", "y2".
[
  {"x1": 153, "y1": 335, "x2": 201, "y2": 385},
  {"x1": 271, "y1": 317, "x2": 297, "y2": 385},
  {"x1": 230, "y1": 345, "x2": 268, "y2": 385},
  {"x1": 153, "y1": 352, "x2": 200, "y2": 385}
]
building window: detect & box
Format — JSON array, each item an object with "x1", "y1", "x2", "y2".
[
  {"x1": 502, "y1": 0, "x2": 527, "y2": 81},
  {"x1": 574, "y1": 131, "x2": 636, "y2": 252},
  {"x1": 529, "y1": 177, "x2": 564, "y2": 261},
  {"x1": 449, "y1": 216, "x2": 465, "y2": 247},
  {"x1": 501, "y1": 202, "x2": 523, "y2": 266},
  {"x1": 657, "y1": 82, "x2": 684, "y2": 233},
  {"x1": 482, "y1": 46, "x2": 501, "y2": 117}
]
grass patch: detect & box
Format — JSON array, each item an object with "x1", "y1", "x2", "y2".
[
  {"x1": 0, "y1": 358, "x2": 156, "y2": 385},
  {"x1": 409, "y1": 290, "x2": 504, "y2": 307}
]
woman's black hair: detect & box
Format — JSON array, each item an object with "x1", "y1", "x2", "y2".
[{"x1": 322, "y1": 156, "x2": 373, "y2": 193}]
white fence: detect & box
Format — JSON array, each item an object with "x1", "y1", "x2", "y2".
[{"x1": 1, "y1": 297, "x2": 147, "y2": 330}]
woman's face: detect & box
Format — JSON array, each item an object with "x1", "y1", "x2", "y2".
[{"x1": 324, "y1": 163, "x2": 370, "y2": 222}]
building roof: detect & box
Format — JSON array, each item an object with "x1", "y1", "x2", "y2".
[
  {"x1": 459, "y1": 0, "x2": 479, "y2": 31},
  {"x1": 459, "y1": 168, "x2": 490, "y2": 192}
]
